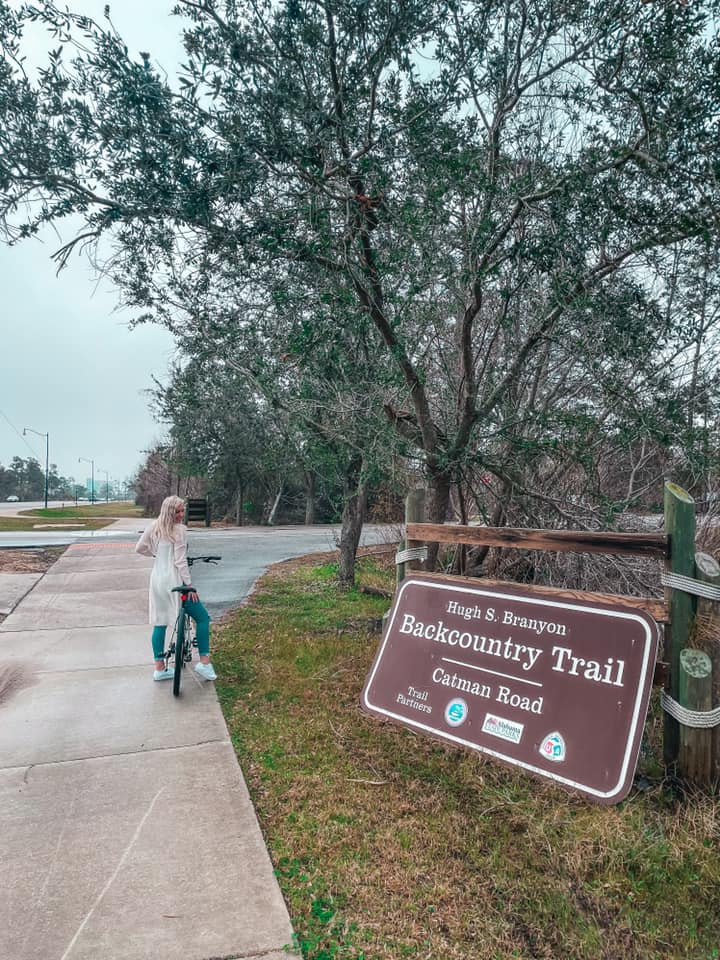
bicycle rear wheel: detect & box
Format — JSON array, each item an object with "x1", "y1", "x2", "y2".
[{"x1": 173, "y1": 614, "x2": 186, "y2": 697}]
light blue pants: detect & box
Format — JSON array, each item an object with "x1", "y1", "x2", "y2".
[{"x1": 151, "y1": 598, "x2": 211, "y2": 659}]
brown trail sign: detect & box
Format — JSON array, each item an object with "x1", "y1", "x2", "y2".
[
  {"x1": 362, "y1": 574, "x2": 660, "y2": 805},
  {"x1": 363, "y1": 482, "x2": 720, "y2": 797}
]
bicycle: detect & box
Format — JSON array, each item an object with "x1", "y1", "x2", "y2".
[{"x1": 167, "y1": 555, "x2": 221, "y2": 697}]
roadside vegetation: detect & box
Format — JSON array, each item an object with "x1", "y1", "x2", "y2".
[
  {"x1": 0, "y1": 516, "x2": 113, "y2": 532},
  {"x1": 214, "y1": 555, "x2": 720, "y2": 960},
  {"x1": 20, "y1": 502, "x2": 142, "y2": 519},
  {"x1": 0, "y1": 502, "x2": 141, "y2": 532}
]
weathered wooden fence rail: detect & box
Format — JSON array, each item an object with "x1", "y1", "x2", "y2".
[{"x1": 406, "y1": 523, "x2": 668, "y2": 558}]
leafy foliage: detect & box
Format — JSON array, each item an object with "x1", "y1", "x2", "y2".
[
  {"x1": 0, "y1": 455, "x2": 77, "y2": 500},
  {"x1": 1, "y1": 0, "x2": 720, "y2": 566}
]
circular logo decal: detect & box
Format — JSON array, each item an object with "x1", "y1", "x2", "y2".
[
  {"x1": 445, "y1": 698, "x2": 468, "y2": 727},
  {"x1": 540, "y1": 732, "x2": 566, "y2": 762}
]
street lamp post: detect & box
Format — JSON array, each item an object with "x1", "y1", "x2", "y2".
[
  {"x1": 24, "y1": 427, "x2": 49, "y2": 509},
  {"x1": 78, "y1": 457, "x2": 95, "y2": 504},
  {"x1": 99, "y1": 469, "x2": 110, "y2": 502}
]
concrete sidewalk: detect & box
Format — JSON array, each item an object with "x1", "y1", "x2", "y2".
[
  {"x1": 0, "y1": 571, "x2": 43, "y2": 614},
  {"x1": 0, "y1": 539, "x2": 299, "y2": 960}
]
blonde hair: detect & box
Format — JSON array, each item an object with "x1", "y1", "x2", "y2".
[{"x1": 155, "y1": 495, "x2": 185, "y2": 541}]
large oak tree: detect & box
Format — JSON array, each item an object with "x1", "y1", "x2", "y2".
[{"x1": 2, "y1": 0, "x2": 719, "y2": 569}]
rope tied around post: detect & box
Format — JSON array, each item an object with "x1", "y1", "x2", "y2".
[
  {"x1": 661, "y1": 571, "x2": 720, "y2": 602},
  {"x1": 395, "y1": 546, "x2": 428, "y2": 566},
  {"x1": 661, "y1": 692, "x2": 720, "y2": 728},
  {"x1": 661, "y1": 649, "x2": 718, "y2": 743}
]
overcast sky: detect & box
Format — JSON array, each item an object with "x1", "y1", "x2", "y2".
[{"x1": 0, "y1": 2, "x2": 188, "y2": 486}]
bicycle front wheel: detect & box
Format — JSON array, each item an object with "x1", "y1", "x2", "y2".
[{"x1": 173, "y1": 615, "x2": 186, "y2": 697}]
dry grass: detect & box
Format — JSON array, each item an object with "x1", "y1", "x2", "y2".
[
  {"x1": 0, "y1": 501, "x2": 141, "y2": 530},
  {"x1": 20, "y1": 501, "x2": 142, "y2": 519},
  {"x1": 214, "y1": 555, "x2": 720, "y2": 960},
  {"x1": 0, "y1": 516, "x2": 113, "y2": 531}
]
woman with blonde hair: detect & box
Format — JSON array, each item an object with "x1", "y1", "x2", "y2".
[{"x1": 135, "y1": 495, "x2": 216, "y2": 682}]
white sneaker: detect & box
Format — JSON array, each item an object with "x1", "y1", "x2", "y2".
[
  {"x1": 195, "y1": 662, "x2": 217, "y2": 681},
  {"x1": 153, "y1": 667, "x2": 174, "y2": 681}
]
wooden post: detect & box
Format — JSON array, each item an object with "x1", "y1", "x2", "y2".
[
  {"x1": 678, "y1": 649, "x2": 713, "y2": 785},
  {"x1": 385, "y1": 488, "x2": 426, "y2": 636},
  {"x1": 395, "y1": 535, "x2": 406, "y2": 589},
  {"x1": 663, "y1": 482, "x2": 696, "y2": 766},
  {"x1": 405, "y1": 488, "x2": 426, "y2": 574},
  {"x1": 695, "y1": 551, "x2": 720, "y2": 782}
]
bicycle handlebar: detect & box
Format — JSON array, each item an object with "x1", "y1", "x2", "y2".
[{"x1": 171, "y1": 556, "x2": 221, "y2": 595}]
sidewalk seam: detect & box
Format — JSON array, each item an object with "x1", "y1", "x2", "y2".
[
  {"x1": 0, "y1": 621, "x2": 147, "y2": 634},
  {"x1": 31, "y1": 663, "x2": 173, "y2": 675},
  {"x1": 1, "y1": 738, "x2": 230, "y2": 773}
]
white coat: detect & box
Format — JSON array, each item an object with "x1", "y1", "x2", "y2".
[{"x1": 135, "y1": 523, "x2": 192, "y2": 626}]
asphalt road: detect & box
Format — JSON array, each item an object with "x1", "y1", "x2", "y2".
[
  {"x1": 0, "y1": 499, "x2": 51, "y2": 511},
  {"x1": 0, "y1": 498, "x2": 99, "y2": 512},
  {"x1": 0, "y1": 528, "x2": 132, "y2": 548},
  {"x1": 184, "y1": 525, "x2": 396, "y2": 618},
  {"x1": 0, "y1": 500, "x2": 132, "y2": 547},
  {"x1": 0, "y1": 522, "x2": 398, "y2": 617}
]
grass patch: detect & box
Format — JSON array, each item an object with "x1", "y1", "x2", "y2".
[
  {"x1": 0, "y1": 516, "x2": 113, "y2": 531},
  {"x1": 0, "y1": 500, "x2": 142, "y2": 530},
  {"x1": 20, "y1": 501, "x2": 142, "y2": 519},
  {"x1": 214, "y1": 557, "x2": 720, "y2": 960}
]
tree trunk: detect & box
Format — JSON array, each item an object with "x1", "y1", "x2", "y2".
[
  {"x1": 235, "y1": 483, "x2": 243, "y2": 526},
  {"x1": 338, "y1": 481, "x2": 368, "y2": 586},
  {"x1": 424, "y1": 469, "x2": 452, "y2": 570},
  {"x1": 304, "y1": 471, "x2": 316, "y2": 525},
  {"x1": 453, "y1": 480, "x2": 469, "y2": 574},
  {"x1": 338, "y1": 456, "x2": 368, "y2": 586},
  {"x1": 267, "y1": 486, "x2": 283, "y2": 526}
]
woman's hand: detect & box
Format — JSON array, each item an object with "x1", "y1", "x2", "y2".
[{"x1": 185, "y1": 586, "x2": 199, "y2": 603}]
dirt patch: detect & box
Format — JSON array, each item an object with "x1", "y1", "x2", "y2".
[
  {"x1": 0, "y1": 664, "x2": 29, "y2": 706},
  {"x1": 0, "y1": 547, "x2": 65, "y2": 574}
]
